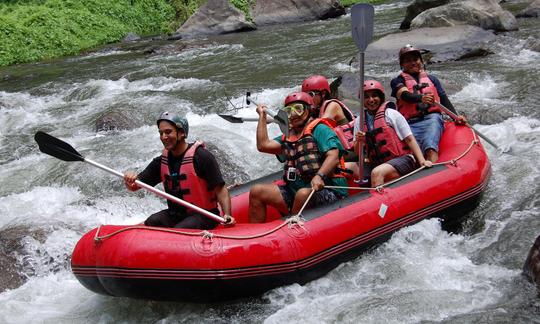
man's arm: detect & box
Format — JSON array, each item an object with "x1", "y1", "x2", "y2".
[
  {"x1": 214, "y1": 183, "x2": 233, "y2": 223},
  {"x1": 256, "y1": 104, "x2": 283, "y2": 154}
]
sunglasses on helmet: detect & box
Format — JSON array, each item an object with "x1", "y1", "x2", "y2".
[{"x1": 282, "y1": 103, "x2": 306, "y2": 118}]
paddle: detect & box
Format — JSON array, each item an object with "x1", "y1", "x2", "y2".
[
  {"x1": 433, "y1": 102, "x2": 501, "y2": 151},
  {"x1": 245, "y1": 91, "x2": 289, "y2": 137},
  {"x1": 351, "y1": 4, "x2": 375, "y2": 180},
  {"x1": 34, "y1": 131, "x2": 226, "y2": 223}
]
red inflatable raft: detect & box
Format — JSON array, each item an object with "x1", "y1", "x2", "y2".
[{"x1": 71, "y1": 122, "x2": 491, "y2": 301}]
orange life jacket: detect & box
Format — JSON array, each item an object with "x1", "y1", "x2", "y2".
[
  {"x1": 281, "y1": 118, "x2": 346, "y2": 181},
  {"x1": 160, "y1": 141, "x2": 218, "y2": 212}
]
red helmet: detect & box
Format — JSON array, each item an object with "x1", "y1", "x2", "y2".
[
  {"x1": 301, "y1": 75, "x2": 331, "y2": 94},
  {"x1": 361, "y1": 80, "x2": 385, "y2": 101},
  {"x1": 398, "y1": 44, "x2": 423, "y2": 65},
  {"x1": 284, "y1": 92, "x2": 314, "y2": 107}
]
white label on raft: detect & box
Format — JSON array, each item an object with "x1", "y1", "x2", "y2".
[{"x1": 378, "y1": 203, "x2": 388, "y2": 218}]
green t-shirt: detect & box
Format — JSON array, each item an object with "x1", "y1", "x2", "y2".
[{"x1": 275, "y1": 123, "x2": 349, "y2": 197}]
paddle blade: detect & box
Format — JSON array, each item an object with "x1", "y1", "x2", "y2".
[
  {"x1": 34, "y1": 131, "x2": 84, "y2": 162},
  {"x1": 351, "y1": 4, "x2": 374, "y2": 51},
  {"x1": 218, "y1": 114, "x2": 244, "y2": 123}
]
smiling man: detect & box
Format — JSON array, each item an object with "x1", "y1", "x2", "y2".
[
  {"x1": 390, "y1": 44, "x2": 466, "y2": 162},
  {"x1": 123, "y1": 111, "x2": 233, "y2": 229},
  {"x1": 248, "y1": 92, "x2": 348, "y2": 223}
]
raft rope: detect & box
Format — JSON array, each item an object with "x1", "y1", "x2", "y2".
[{"x1": 94, "y1": 127, "x2": 479, "y2": 242}]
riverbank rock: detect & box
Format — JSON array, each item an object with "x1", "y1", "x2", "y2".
[
  {"x1": 400, "y1": 0, "x2": 451, "y2": 29},
  {"x1": 365, "y1": 25, "x2": 495, "y2": 64},
  {"x1": 410, "y1": 0, "x2": 518, "y2": 32},
  {"x1": 516, "y1": 0, "x2": 540, "y2": 17},
  {"x1": 252, "y1": 0, "x2": 345, "y2": 26},
  {"x1": 523, "y1": 234, "x2": 540, "y2": 293},
  {"x1": 175, "y1": 0, "x2": 256, "y2": 38}
]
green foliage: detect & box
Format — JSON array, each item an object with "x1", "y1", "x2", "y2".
[
  {"x1": 230, "y1": 0, "x2": 252, "y2": 20},
  {"x1": 169, "y1": 0, "x2": 206, "y2": 27},
  {"x1": 0, "y1": 0, "x2": 175, "y2": 66}
]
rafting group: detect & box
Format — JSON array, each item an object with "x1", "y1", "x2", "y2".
[{"x1": 121, "y1": 44, "x2": 469, "y2": 230}]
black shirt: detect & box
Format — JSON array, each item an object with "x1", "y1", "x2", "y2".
[{"x1": 138, "y1": 144, "x2": 225, "y2": 190}]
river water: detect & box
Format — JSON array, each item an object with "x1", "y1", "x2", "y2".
[{"x1": 1, "y1": 1, "x2": 539, "y2": 323}]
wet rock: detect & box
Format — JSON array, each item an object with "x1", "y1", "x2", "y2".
[
  {"x1": 410, "y1": 0, "x2": 518, "y2": 32},
  {"x1": 523, "y1": 234, "x2": 540, "y2": 293},
  {"x1": 365, "y1": 25, "x2": 495, "y2": 64},
  {"x1": 95, "y1": 111, "x2": 137, "y2": 132},
  {"x1": 252, "y1": 0, "x2": 345, "y2": 26},
  {"x1": 175, "y1": 0, "x2": 256, "y2": 38},
  {"x1": 122, "y1": 32, "x2": 141, "y2": 42},
  {"x1": 204, "y1": 142, "x2": 251, "y2": 185},
  {"x1": 516, "y1": 0, "x2": 540, "y2": 17},
  {"x1": 0, "y1": 226, "x2": 48, "y2": 293},
  {"x1": 0, "y1": 248, "x2": 24, "y2": 293},
  {"x1": 400, "y1": 0, "x2": 451, "y2": 30}
]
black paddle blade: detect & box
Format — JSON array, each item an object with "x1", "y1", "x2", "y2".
[
  {"x1": 218, "y1": 114, "x2": 244, "y2": 123},
  {"x1": 246, "y1": 91, "x2": 252, "y2": 105},
  {"x1": 275, "y1": 109, "x2": 289, "y2": 137},
  {"x1": 34, "y1": 131, "x2": 84, "y2": 162}
]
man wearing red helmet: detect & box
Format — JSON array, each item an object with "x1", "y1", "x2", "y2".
[
  {"x1": 352, "y1": 80, "x2": 432, "y2": 186},
  {"x1": 390, "y1": 45, "x2": 466, "y2": 162},
  {"x1": 248, "y1": 92, "x2": 348, "y2": 223},
  {"x1": 301, "y1": 75, "x2": 356, "y2": 151}
]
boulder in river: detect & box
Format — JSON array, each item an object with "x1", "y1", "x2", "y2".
[
  {"x1": 95, "y1": 111, "x2": 138, "y2": 132},
  {"x1": 523, "y1": 234, "x2": 540, "y2": 294},
  {"x1": 365, "y1": 25, "x2": 495, "y2": 64},
  {"x1": 175, "y1": 0, "x2": 256, "y2": 38},
  {"x1": 516, "y1": 0, "x2": 540, "y2": 18},
  {"x1": 252, "y1": 0, "x2": 345, "y2": 26},
  {"x1": 400, "y1": 0, "x2": 452, "y2": 30},
  {"x1": 410, "y1": 0, "x2": 518, "y2": 32}
]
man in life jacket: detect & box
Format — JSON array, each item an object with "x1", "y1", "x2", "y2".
[
  {"x1": 390, "y1": 44, "x2": 467, "y2": 162},
  {"x1": 301, "y1": 75, "x2": 356, "y2": 152},
  {"x1": 123, "y1": 112, "x2": 234, "y2": 229},
  {"x1": 351, "y1": 80, "x2": 432, "y2": 186},
  {"x1": 248, "y1": 92, "x2": 348, "y2": 223}
]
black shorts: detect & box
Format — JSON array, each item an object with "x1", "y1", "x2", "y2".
[
  {"x1": 386, "y1": 154, "x2": 417, "y2": 176},
  {"x1": 278, "y1": 185, "x2": 342, "y2": 212},
  {"x1": 144, "y1": 209, "x2": 219, "y2": 230}
]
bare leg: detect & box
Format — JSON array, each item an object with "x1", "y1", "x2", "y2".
[
  {"x1": 344, "y1": 161, "x2": 359, "y2": 179},
  {"x1": 371, "y1": 163, "x2": 400, "y2": 187},
  {"x1": 291, "y1": 188, "x2": 313, "y2": 215},
  {"x1": 248, "y1": 183, "x2": 288, "y2": 223},
  {"x1": 425, "y1": 149, "x2": 438, "y2": 163}
]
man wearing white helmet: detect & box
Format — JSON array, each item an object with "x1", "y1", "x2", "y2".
[{"x1": 124, "y1": 111, "x2": 234, "y2": 229}]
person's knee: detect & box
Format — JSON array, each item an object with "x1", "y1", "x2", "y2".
[
  {"x1": 371, "y1": 167, "x2": 385, "y2": 181},
  {"x1": 295, "y1": 188, "x2": 312, "y2": 201},
  {"x1": 249, "y1": 184, "x2": 265, "y2": 200}
]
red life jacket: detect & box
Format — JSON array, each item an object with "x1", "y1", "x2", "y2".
[
  {"x1": 282, "y1": 118, "x2": 346, "y2": 181},
  {"x1": 319, "y1": 99, "x2": 355, "y2": 150},
  {"x1": 397, "y1": 71, "x2": 441, "y2": 120},
  {"x1": 160, "y1": 141, "x2": 218, "y2": 211},
  {"x1": 364, "y1": 102, "x2": 411, "y2": 165}
]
